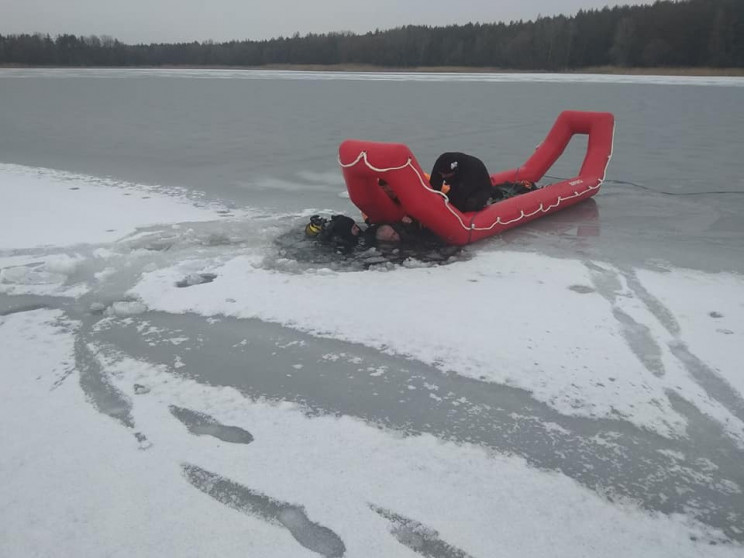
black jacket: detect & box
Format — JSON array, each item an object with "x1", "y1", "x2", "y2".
[{"x1": 430, "y1": 152, "x2": 493, "y2": 212}]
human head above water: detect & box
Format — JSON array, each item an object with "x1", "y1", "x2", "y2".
[
  {"x1": 329, "y1": 215, "x2": 361, "y2": 238},
  {"x1": 375, "y1": 224, "x2": 401, "y2": 243},
  {"x1": 316, "y1": 214, "x2": 362, "y2": 249}
]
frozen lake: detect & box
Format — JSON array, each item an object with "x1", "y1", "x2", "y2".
[{"x1": 1, "y1": 68, "x2": 743, "y2": 557}]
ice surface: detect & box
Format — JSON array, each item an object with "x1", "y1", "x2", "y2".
[
  {"x1": 2, "y1": 309, "x2": 741, "y2": 557},
  {"x1": 131, "y1": 249, "x2": 744, "y2": 444},
  {"x1": 2, "y1": 67, "x2": 743, "y2": 87},
  {"x1": 0, "y1": 163, "x2": 236, "y2": 250},
  {"x1": 2, "y1": 160, "x2": 743, "y2": 556}
]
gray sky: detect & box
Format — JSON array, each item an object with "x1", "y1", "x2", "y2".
[{"x1": 1, "y1": 0, "x2": 653, "y2": 44}]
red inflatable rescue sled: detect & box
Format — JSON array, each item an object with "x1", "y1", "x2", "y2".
[{"x1": 338, "y1": 110, "x2": 615, "y2": 245}]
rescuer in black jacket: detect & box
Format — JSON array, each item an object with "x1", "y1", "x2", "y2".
[{"x1": 429, "y1": 152, "x2": 494, "y2": 213}]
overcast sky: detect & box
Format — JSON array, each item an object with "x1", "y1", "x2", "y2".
[{"x1": 1, "y1": 0, "x2": 653, "y2": 44}]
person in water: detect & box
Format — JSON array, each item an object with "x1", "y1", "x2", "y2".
[
  {"x1": 305, "y1": 214, "x2": 429, "y2": 250},
  {"x1": 305, "y1": 214, "x2": 363, "y2": 251},
  {"x1": 429, "y1": 152, "x2": 494, "y2": 213}
]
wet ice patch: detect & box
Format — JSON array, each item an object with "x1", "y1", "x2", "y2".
[
  {"x1": 169, "y1": 405, "x2": 254, "y2": 444},
  {"x1": 133, "y1": 383, "x2": 151, "y2": 395},
  {"x1": 175, "y1": 273, "x2": 217, "y2": 288},
  {"x1": 569, "y1": 284, "x2": 595, "y2": 294},
  {"x1": 371, "y1": 505, "x2": 474, "y2": 558},
  {"x1": 74, "y1": 335, "x2": 135, "y2": 429},
  {"x1": 276, "y1": 508, "x2": 347, "y2": 558},
  {"x1": 182, "y1": 464, "x2": 345, "y2": 557},
  {"x1": 637, "y1": 268, "x2": 744, "y2": 395}
]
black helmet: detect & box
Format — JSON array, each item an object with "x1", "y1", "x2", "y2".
[{"x1": 321, "y1": 215, "x2": 359, "y2": 248}]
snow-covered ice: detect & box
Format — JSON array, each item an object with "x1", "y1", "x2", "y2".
[
  {"x1": 2, "y1": 162, "x2": 743, "y2": 557},
  {"x1": 3, "y1": 67, "x2": 744, "y2": 87}
]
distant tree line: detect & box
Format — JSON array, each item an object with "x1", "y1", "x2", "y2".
[{"x1": 1, "y1": 0, "x2": 742, "y2": 69}]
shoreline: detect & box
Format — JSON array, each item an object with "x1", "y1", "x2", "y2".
[{"x1": 1, "y1": 63, "x2": 743, "y2": 77}]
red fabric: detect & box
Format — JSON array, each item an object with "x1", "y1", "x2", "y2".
[{"x1": 338, "y1": 110, "x2": 615, "y2": 246}]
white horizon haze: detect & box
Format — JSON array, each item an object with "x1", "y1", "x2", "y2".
[{"x1": 0, "y1": 0, "x2": 654, "y2": 44}]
